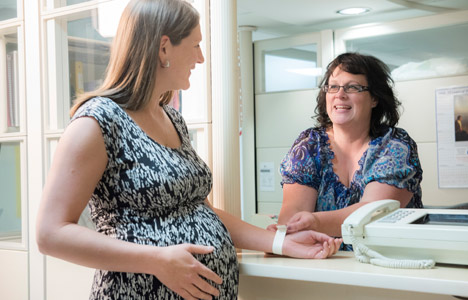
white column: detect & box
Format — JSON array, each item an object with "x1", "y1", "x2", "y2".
[
  {"x1": 0, "y1": 36, "x2": 7, "y2": 133},
  {"x1": 238, "y1": 25, "x2": 256, "y2": 221},
  {"x1": 24, "y1": 0, "x2": 46, "y2": 298},
  {"x1": 210, "y1": 0, "x2": 241, "y2": 217}
]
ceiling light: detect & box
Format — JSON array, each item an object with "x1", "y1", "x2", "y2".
[{"x1": 336, "y1": 7, "x2": 370, "y2": 15}]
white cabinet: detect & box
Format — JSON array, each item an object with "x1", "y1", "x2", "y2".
[
  {"x1": 0, "y1": 249, "x2": 27, "y2": 300},
  {"x1": 0, "y1": 0, "x2": 27, "y2": 251}
]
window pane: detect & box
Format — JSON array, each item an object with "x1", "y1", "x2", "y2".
[
  {"x1": 264, "y1": 45, "x2": 320, "y2": 92},
  {"x1": 0, "y1": 0, "x2": 17, "y2": 21},
  {"x1": 67, "y1": 0, "x2": 91, "y2": 5},
  {"x1": 46, "y1": 9, "x2": 113, "y2": 129},
  {"x1": 346, "y1": 23, "x2": 468, "y2": 81},
  {"x1": 67, "y1": 17, "x2": 111, "y2": 97},
  {"x1": 0, "y1": 30, "x2": 20, "y2": 133},
  {"x1": 0, "y1": 142, "x2": 22, "y2": 243},
  {"x1": 46, "y1": 0, "x2": 130, "y2": 12},
  {"x1": 46, "y1": 0, "x2": 92, "y2": 9}
]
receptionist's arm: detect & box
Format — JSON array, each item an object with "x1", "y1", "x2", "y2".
[{"x1": 277, "y1": 181, "x2": 413, "y2": 237}]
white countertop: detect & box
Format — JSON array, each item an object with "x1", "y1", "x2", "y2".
[{"x1": 238, "y1": 251, "x2": 468, "y2": 297}]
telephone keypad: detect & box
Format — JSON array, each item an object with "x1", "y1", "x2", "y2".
[{"x1": 378, "y1": 210, "x2": 415, "y2": 223}]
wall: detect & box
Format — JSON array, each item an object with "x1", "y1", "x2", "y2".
[
  {"x1": 396, "y1": 75, "x2": 468, "y2": 206},
  {"x1": 255, "y1": 89, "x2": 317, "y2": 214}
]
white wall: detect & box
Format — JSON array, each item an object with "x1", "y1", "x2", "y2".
[
  {"x1": 255, "y1": 89, "x2": 317, "y2": 214},
  {"x1": 396, "y1": 75, "x2": 468, "y2": 206}
]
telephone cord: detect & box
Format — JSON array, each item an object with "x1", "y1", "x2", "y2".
[{"x1": 349, "y1": 235, "x2": 435, "y2": 269}]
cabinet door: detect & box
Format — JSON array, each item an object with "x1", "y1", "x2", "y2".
[
  {"x1": 0, "y1": 27, "x2": 25, "y2": 135},
  {"x1": 0, "y1": 22, "x2": 26, "y2": 250},
  {"x1": 0, "y1": 140, "x2": 26, "y2": 249}
]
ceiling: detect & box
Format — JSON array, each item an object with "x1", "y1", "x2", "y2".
[{"x1": 237, "y1": 0, "x2": 468, "y2": 41}]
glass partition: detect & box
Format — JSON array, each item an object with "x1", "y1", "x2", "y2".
[
  {"x1": 264, "y1": 45, "x2": 319, "y2": 92},
  {"x1": 345, "y1": 23, "x2": 468, "y2": 81},
  {"x1": 253, "y1": 31, "x2": 331, "y2": 94},
  {"x1": 0, "y1": 142, "x2": 22, "y2": 243}
]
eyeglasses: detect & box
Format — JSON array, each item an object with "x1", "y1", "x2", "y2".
[{"x1": 322, "y1": 84, "x2": 369, "y2": 94}]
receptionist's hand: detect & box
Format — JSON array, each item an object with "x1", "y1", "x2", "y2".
[
  {"x1": 285, "y1": 211, "x2": 318, "y2": 233},
  {"x1": 266, "y1": 223, "x2": 279, "y2": 232},
  {"x1": 282, "y1": 230, "x2": 342, "y2": 259}
]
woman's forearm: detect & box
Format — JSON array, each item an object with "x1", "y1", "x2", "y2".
[
  {"x1": 211, "y1": 207, "x2": 275, "y2": 252},
  {"x1": 212, "y1": 205, "x2": 343, "y2": 259},
  {"x1": 310, "y1": 202, "x2": 368, "y2": 236},
  {"x1": 37, "y1": 222, "x2": 158, "y2": 275}
]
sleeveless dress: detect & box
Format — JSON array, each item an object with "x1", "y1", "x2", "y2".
[
  {"x1": 280, "y1": 126, "x2": 423, "y2": 249},
  {"x1": 72, "y1": 97, "x2": 239, "y2": 299}
]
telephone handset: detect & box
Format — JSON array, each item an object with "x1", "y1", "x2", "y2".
[
  {"x1": 342, "y1": 199, "x2": 400, "y2": 236},
  {"x1": 342, "y1": 199, "x2": 437, "y2": 269}
]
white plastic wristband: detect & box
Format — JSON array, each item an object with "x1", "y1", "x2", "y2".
[{"x1": 272, "y1": 225, "x2": 287, "y2": 255}]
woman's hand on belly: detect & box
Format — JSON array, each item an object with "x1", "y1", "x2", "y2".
[
  {"x1": 282, "y1": 230, "x2": 342, "y2": 259},
  {"x1": 150, "y1": 243, "x2": 223, "y2": 300}
]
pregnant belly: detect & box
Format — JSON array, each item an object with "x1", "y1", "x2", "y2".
[
  {"x1": 100, "y1": 203, "x2": 240, "y2": 296},
  {"x1": 153, "y1": 203, "x2": 239, "y2": 293}
]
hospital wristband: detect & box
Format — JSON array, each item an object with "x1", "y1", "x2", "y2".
[{"x1": 272, "y1": 225, "x2": 287, "y2": 255}]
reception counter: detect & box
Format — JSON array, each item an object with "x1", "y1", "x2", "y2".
[{"x1": 238, "y1": 251, "x2": 468, "y2": 300}]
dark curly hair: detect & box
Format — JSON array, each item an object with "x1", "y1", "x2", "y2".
[{"x1": 315, "y1": 52, "x2": 401, "y2": 138}]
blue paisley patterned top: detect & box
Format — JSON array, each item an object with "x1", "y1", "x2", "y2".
[
  {"x1": 72, "y1": 97, "x2": 238, "y2": 299},
  {"x1": 280, "y1": 126, "x2": 423, "y2": 214}
]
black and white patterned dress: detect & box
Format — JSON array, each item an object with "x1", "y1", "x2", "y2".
[{"x1": 72, "y1": 97, "x2": 239, "y2": 299}]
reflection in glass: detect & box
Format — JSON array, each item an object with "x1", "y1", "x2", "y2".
[
  {"x1": 346, "y1": 23, "x2": 468, "y2": 81},
  {"x1": 0, "y1": 31, "x2": 20, "y2": 133},
  {"x1": 67, "y1": 17, "x2": 111, "y2": 101},
  {"x1": 46, "y1": 11, "x2": 113, "y2": 129},
  {"x1": 0, "y1": 0, "x2": 17, "y2": 21},
  {"x1": 0, "y1": 142, "x2": 21, "y2": 243},
  {"x1": 264, "y1": 45, "x2": 320, "y2": 93}
]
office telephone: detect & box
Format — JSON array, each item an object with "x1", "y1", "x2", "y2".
[{"x1": 342, "y1": 199, "x2": 468, "y2": 267}]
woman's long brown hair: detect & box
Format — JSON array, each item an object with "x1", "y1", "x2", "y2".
[{"x1": 70, "y1": 0, "x2": 199, "y2": 117}]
